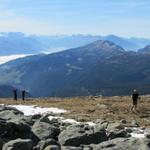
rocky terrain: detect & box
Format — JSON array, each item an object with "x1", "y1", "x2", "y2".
[{"x1": 0, "y1": 96, "x2": 150, "y2": 149}]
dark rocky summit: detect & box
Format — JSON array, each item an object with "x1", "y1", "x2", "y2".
[{"x1": 0, "y1": 105, "x2": 150, "y2": 150}]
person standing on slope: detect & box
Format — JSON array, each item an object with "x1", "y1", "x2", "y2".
[
  {"x1": 13, "y1": 89, "x2": 17, "y2": 101},
  {"x1": 22, "y1": 90, "x2": 26, "y2": 101},
  {"x1": 131, "y1": 89, "x2": 139, "y2": 112}
]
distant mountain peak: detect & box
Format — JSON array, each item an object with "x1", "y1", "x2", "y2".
[
  {"x1": 0, "y1": 32, "x2": 150, "y2": 55},
  {"x1": 84, "y1": 40, "x2": 125, "y2": 52},
  {"x1": 106, "y1": 34, "x2": 120, "y2": 38},
  {"x1": 138, "y1": 45, "x2": 150, "y2": 53}
]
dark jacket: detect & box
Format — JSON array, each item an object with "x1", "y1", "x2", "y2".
[{"x1": 132, "y1": 92, "x2": 139, "y2": 101}]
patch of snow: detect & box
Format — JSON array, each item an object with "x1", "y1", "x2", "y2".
[
  {"x1": 48, "y1": 116, "x2": 96, "y2": 126},
  {"x1": 8, "y1": 105, "x2": 67, "y2": 116},
  {"x1": 86, "y1": 122, "x2": 96, "y2": 126},
  {"x1": 125, "y1": 127, "x2": 147, "y2": 138},
  {"x1": 0, "y1": 54, "x2": 32, "y2": 65},
  {"x1": 48, "y1": 116, "x2": 64, "y2": 120},
  {"x1": 131, "y1": 133, "x2": 145, "y2": 138},
  {"x1": 2, "y1": 104, "x2": 97, "y2": 127},
  {"x1": 62, "y1": 119, "x2": 80, "y2": 124}
]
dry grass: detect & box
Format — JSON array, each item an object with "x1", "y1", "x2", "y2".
[{"x1": 0, "y1": 96, "x2": 150, "y2": 127}]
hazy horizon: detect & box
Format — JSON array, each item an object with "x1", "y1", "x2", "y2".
[{"x1": 0, "y1": 32, "x2": 150, "y2": 39}]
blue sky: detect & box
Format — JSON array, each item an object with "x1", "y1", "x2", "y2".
[{"x1": 0, "y1": 0, "x2": 150, "y2": 37}]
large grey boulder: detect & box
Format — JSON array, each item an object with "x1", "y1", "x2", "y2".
[
  {"x1": 0, "y1": 106, "x2": 24, "y2": 122},
  {"x1": 90, "y1": 137, "x2": 150, "y2": 150},
  {"x1": 2, "y1": 138, "x2": 32, "y2": 150},
  {"x1": 0, "y1": 117, "x2": 39, "y2": 146},
  {"x1": 0, "y1": 110, "x2": 23, "y2": 121},
  {"x1": 32, "y1": 121, "x2": 60, "y2": 140},
  {"x1": 0, "y1": 106, "x2": 23, "y2": 115},
  {"x1": 31, "y1": 114, "x2": 42, "y2": 120},
  {"x1": 106, "y1": 122, "x2": 130, "y2": 139},
  {"x1": 108, "y1": 129, "x2": 130, "y2": 139},
  {"x1": 58, "y1": 124, "x2": 108, "y2": 146},
  {"x1": 7, "y1": 119, "x2": 31, "y2": 132}
]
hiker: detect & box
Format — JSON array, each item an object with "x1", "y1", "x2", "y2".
[
  {"x1": 22, "y1": 90, "x2": 26, "y2": 101},
  {"x1": 13, "y1": 89, "x2": 17, "y2": 101},
  {"x1": 131, "y1": 89, "x2": 139, "y2": 112}
]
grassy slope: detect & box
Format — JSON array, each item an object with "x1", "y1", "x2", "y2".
[{"x1": 0, "y1": 96, "x2": 150, "y2": 127}]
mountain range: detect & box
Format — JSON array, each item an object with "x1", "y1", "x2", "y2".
[
  {"x1": 1, "y1": 40, "x2": 150, "y2": 97},
  {"x1": 0, "y1": 32, "x2": 150, "y2": 55}
]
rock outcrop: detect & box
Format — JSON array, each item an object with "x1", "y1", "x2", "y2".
[{"x1": 0, "y1": 105, "x2": 150, "y2": 150}]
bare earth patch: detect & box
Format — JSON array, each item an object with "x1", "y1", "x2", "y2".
[{"x1": 0, "y1": 95, "x2": 150, "y2": 127}]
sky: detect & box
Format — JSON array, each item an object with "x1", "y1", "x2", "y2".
[{"x1": 0, "y1": 0, "x2": 150, "y2": 38}]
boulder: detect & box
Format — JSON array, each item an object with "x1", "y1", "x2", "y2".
[
  {"x1": 7, "y1": 119, "x2": 31, "y2": 132},
  {"x1": 31, "y1": 114, "x2": 42, "y2": 120},
  {"x1": 0, "y1": 110, "x2": 23, "y2": 121},
  {"x1": 108, "y1": 129, "x2": 130, "y2": 139},
  {"x1": 39, "y1": 115, "x2": 52, "y2": 124},
  {"x1": 0, "y1": 106, "x2": 24, "y2": 123},
  {"x1": 2, "y1": 138, "x2": 32, "y2": 150},
  {"x1": 90, "y1": 137, "x2": 150, "y2": 150},
  {"x1": 0, "y1": 106, "x2": 23, "y2": 115},
  {"x1": 0, "y1": 117, "x2": 39, "y2": 146},
  {"x1": 58, "y1": 124, "x2": 108, "y2": 146},
  {"x1": 107, "y1": 122, "x2": 124, "y2": 131},
  {"x1": 38, "y1": 139, "x2": 60, "y2": 150},
  {"x1": 32, "y1": 121, "x2": 60, "y2": 140}
]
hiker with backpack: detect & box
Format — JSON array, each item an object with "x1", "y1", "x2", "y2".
[{"x1": 131, "y1": 89, "x2": 140, "y2": 112}]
